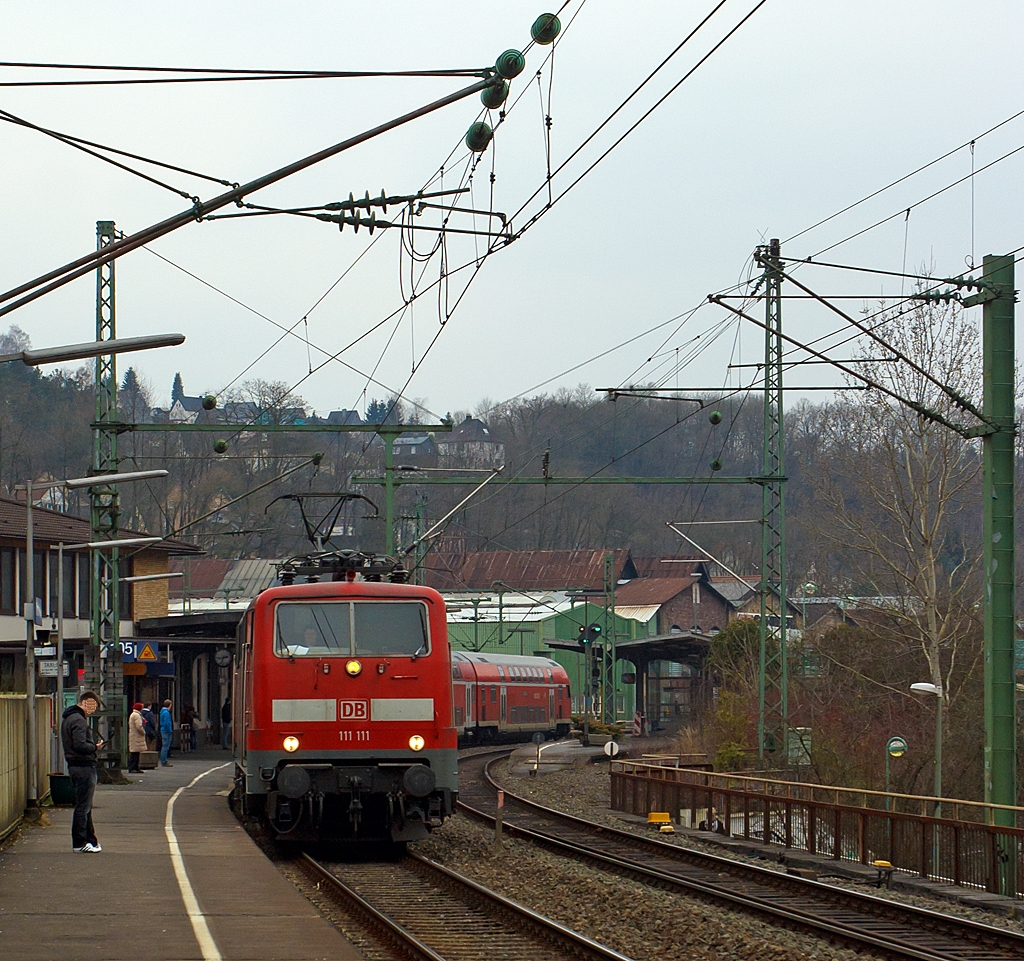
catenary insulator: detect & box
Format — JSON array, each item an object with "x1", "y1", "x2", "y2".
[
  {"x1": 494, "y1": 49, "x2": 525, "y2": 79},
  {"x1": 465, "y1": 121, "x2": 493, "y2": 152},
  {"x1": 531, "y1": 14, "x2": 561, "y2": 44}
]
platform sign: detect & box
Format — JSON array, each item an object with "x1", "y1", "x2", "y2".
[
  {"x1": 121, "y1": 641, "x2": 159, "y2": 663},
  {"x1": 38, "y1": 660, "x2": 69, "y2": 677}
]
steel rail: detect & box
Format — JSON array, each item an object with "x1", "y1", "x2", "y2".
[
  {"x1": 456, "y1": 752, "x2": 1024, "y2": 961},
  {"x1": 298, "y1": 852, "x2": 447, "y2": 961},
  {"x1": 299, "y1": 849, "x2": 634, "y2": 961}
]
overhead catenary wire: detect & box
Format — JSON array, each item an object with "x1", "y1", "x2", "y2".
[
  {"x1": 0, "y1": 107, "x2": 204, "y2": 199},
  {"x1": 783, "y1": 106, "x2": 1024, "y2": 247},
  {"x1": 0, "y1": 107, "x2": 234, "y2": 188},
  {"x1": 506, "y1": 0, "x2": 767, "y2": 242},
  {"x1": 806, "y1": 140, "x2": 1024, "y2": 260}
]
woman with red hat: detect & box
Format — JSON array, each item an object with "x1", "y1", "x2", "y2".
[{"x1": 127, "y1": 702, "x2": 146, "y2": 775}]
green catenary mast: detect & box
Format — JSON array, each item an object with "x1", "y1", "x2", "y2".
[{"x1": 755, "y1": 239, "x2": 788, "y2": 762}]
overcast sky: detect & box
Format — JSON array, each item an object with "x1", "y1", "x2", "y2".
[{"x1": 3, "y1": 1, "x2": 1022, "y2": 419}]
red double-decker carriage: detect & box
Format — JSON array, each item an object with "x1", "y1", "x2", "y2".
[{"x1": 451, "y1": 651, "x2": 572, "y2": 742}]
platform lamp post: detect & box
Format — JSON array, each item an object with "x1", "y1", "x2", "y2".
[
  {"x1": 3, "y1": 332, "x2": 182, "y2": 813},
  {"x1": 910, "y1": 682, "x2": 942, "y2": 818},
  {"x1": 18, "y1": 471, "x2": 167, "y2": 812}
]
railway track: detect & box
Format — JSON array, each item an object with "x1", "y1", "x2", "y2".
[
  {"x1": 297, "y1": 849, "x2": 634, "y2": 961},
  {"x1": 457, "y1": 749, "x2": 1024, "y2": 961}
]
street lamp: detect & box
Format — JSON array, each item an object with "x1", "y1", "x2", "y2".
[
  {"x1": 4, "y1": 329, "x2": 181, "y2": 810},
  {"x1": 0, "y1": 333, "x2": 184, "y2": 367},
  {"x1": 18, "y1": 471, "x2": 167, "y2": 810},
  {"x1": 910, "y1": 681, "x2": 943, "y2": 817}
]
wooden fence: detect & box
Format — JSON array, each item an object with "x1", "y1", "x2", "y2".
[
  {"x1": 611, "y1": 760, "x2": 1024, "y2": 899},
  {"x1": 0, "y1": 695, "x2": 55, "y2": 840}
]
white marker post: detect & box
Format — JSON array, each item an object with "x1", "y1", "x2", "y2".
[
  {"x1": 495, "y1": 789, "x2": 504, "y2": 854},
  {"x1": 532, "y1": 731, "x2": 544, "y2": 777}
]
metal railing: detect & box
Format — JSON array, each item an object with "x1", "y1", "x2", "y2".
[
  {"x1": 0, "y1": 695, "x2": 53, "y2": 839},
  {"x1": 610, "y1": 760, "x2": 1024, "y2": 898}
]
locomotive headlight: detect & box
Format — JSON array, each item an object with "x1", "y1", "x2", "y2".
[
  {"x1": 408, "y1": 735, "x2": 425, "y2": 752},
  {"x1": 345, "y1": 659, "x2": 362, "y2": 676},
  {"x1": 283, "y1": 736, "x2": 300, "y2": 752}
]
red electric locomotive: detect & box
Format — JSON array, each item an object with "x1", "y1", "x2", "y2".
[
  {"x1": 451, "y1": 651, "x2": 573, "y2": 743},
  {"x1": 232, "y1": 552, "x2": 457, "y2": 842}
]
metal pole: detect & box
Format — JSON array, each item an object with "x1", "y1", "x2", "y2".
[
  {"x1": 981, "y1": 253, "x2": 1016, "y2": 892},
  {"x1": 383, "y1": 431, "x2": 395, "y2": 556},
  {"x1": 56, "y1": 542, "x2": 65, "y2": 770},
  {"x1": 92, "y1": 220, "x2": 123, "y2": 767},
  {"x1": 583, "y1": 639, "x2": 591, "y2": 747},
  {"x1": 24, "y1": 479, "x2": 37, "y2": 810},
  {"x1": 756, "y1": 238, "x2": 788, "y2": 762},
  {"x1": 934, "y1": 694, "x2": 943, "y2": 818}
]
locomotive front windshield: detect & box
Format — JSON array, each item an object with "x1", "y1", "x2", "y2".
[{"x1": 274, "y1": 601, "x2": 429, "y2": 658}]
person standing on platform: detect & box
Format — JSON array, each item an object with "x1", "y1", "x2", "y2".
[
  {"x1": 142, "y1": 702, "x2": 157, "y2": 752},
  {"x1": 60, "y1": 691, "x2": 104, "y2": 853},
  {"x1": 181, "y1": 704, "x2": 197, "y2": 752},
  {"x1": 159, "y1": 699, "x2": 174, "y2": 767},
  {"x1": 221, "y1": 697, "x2": 231, "y2": 750},
  {"x1": 127, "y1": 703, "x2": 146, "y2": 774}
]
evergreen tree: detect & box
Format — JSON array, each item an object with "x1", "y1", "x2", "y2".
[
  {"x1": 365, "y1": 398, "x2": 388, "y2": 424},
  {"x1": 171, "y1": 372, "x2": 184, "y2": 404},
  {"x1": 121, "y1": 367, "x2": 140, "y2": 393}
]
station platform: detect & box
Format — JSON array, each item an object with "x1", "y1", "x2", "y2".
[{"x1": 0, "y1": 753, "x2": 365, "y2": 961}]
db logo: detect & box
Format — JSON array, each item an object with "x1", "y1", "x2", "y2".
[{"x1": 339, "y1": 699, "x2": 368, "y2": 721}]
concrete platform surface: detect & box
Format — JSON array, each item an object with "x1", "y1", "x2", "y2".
[{"x1": 0, "y1": 759, "x2": 365, "y2": 961}]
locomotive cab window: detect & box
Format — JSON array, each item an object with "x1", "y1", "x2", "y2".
[{"x1": 274, "y1": 601, "x2": 428, "y2": 658}]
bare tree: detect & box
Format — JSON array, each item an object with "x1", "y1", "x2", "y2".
[{"x1": 811, "y1": 295, "x2": 983, "y2": 729}]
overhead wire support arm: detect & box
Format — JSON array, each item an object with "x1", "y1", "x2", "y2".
[
  {"x1": 779, "y1": 255, "x2": 992, "y2": 290},
  {"x1": 773, "y1": 267, "x2": 989, "y2": 423},
  {"x1": 401, "y1": 467, "x2": 505, "y2": 559},
  {"x1": 599, "y1": 388, "x2": 706, "y2": 404},
  {"x1": 0, "y1": 59, "x2": 493, "y2": 79},
  {"x1": 707, "y1": 295, "x2": 987, "y2": 439},
  {"x1": 0, "y1": 73, "x2": 501, "y2": 318}
]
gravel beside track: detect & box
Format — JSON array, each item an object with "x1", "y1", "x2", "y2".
[
  {"x1": 417, "y1": 783, "x2": 871, "y2": 961},
  {"x1": 487, "y1": 757, "x2": 1024, "y2": 936},
  {"x1": 307, "y1": 852, "x2": 633, "y2": 961}
]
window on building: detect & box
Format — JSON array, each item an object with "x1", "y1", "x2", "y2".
[
  {"x1": 48, "y1": 552, "x2": 58, "y2": 618},
  {"x1": 119, "y1": 575, "x2": 132, "y2": 619},
  {"x1": 63, "y1": 553, "x2": 75, "y2": 618},
  {"x1": 78, "y1": 557, "x2": 90, "y2": 619},
  {"x1": 0, "y1": 549, "x2": 14, "y2": 614},
  {"x1": 18, "y1": 551, "x2": 46, "y2": 611}
]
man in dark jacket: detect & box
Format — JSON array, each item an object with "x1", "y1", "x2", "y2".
[{"x1": 60, "y1": 690, "x2": 104, "y2": 853}]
